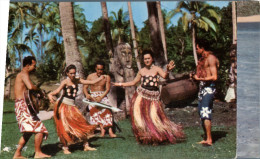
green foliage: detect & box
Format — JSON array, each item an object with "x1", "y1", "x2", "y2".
[
  {"x1": 82, "y1": 17, "x2": 110, "y2": 75},
  {"x1": 110, "y1": 8, "x2": 131, "y2": 44},
  {"x1": 7, "y1": 2, "x2": 233, "y2": 99},
  {"x1": 35, "y1": 55, "x2": 63, "y2": 82},
  {"x1": 138, "y1": 20, "x2": 151, "y2": 51},
  {"x1": 166, "y1": 19, "x2": 195, "y2": 73}
]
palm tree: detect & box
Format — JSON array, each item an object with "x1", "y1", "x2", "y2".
[
  {"x1": 147, "y1": 2, "x2": 167, "y2": 68},
  {"x1": 167, "y1": 1, "x2": 221, "y2": 65},
  {"x1": 156, "y1": 1, "x2": 168, "y2": 62},
  {"x1": 59, "y1": 2, "x2": 84, "y2": 76},
  {"x1": 27, "y1": 3, "x2": 51, "y2": 61},
  {"x1": 101, "y1": 2, "x2": 114, "y2": 57},
  {"x1": 110, "y1": 8, "x2": 130, "y2": 44},
  {"x1": 8, "y1": 2, "x2": 34, "y2": 69},
  {"x1": 24, "y1": 31, "x2": 39, "y2": 50},
  {"x1": 127, "y1": 2, "x2": 141, "y2": 70}
]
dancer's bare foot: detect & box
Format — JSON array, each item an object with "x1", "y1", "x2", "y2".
[
  {"x1": 34, "y1": 152, "x2": 51, "y2": 158},
  {"x1": 197, "y1": 140, "x2": 207, "y2": 144},
  {"x1": 109, "y1": 133, "x2": 117, "y2": 138},
  {"x1": 100, "y1": 128, "x2": 105, "y2": 137},
  {"x1": 13, "y1": 155, "x2": 27, "y2": 159},
  {"x1": 108, "y1": 128, "x2": 116, "y2": 138},
  {"x1": 62, "y1": 147, "x2": 71, "y2": 155},
  {"x1": 84, "y1": 146, "x2": 97, "y2": 151},
  {"x1": 197, "y1": 140, "x2": 212, "y2": 146},
  {"x1": 87, "y1": 133, "x2": 95, "y2": 139}
]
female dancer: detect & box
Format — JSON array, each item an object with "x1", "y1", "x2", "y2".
[
  {"x1": 113, "y1": 50, "x2": 185, "y2": 145},
  {"x1": 48, "y1": 64, "x2": 104, "y2": 154}
]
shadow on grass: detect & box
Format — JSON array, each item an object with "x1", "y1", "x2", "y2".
[
  {"x1": 94, "y1": 136, "x2": 126, "y2": 140},
  {"x1": 41, "y1": 143, "x2": 61, "y2": 156},
  {"x1": 200, "y1": 131, "x2": 228, "y2": 143},
  {"x1": 3, "y1": 110, "x2": 15, "y2": 114},
  {"x1": 38, "y1": 136, "x2": 127, "y2": 156},
  {"x1": 212, "y1": 131, "x2": 228, "y2": 143}
]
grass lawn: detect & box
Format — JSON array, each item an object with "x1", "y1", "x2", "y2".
[{"x1": 1, "y1": 100, "x2": 236, "y2": 159}]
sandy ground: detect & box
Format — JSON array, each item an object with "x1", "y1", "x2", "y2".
[{"x1": 237, "y1": 15, "x2": 260, "y2": 23}]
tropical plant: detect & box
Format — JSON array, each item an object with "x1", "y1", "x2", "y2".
[
  {"x1": 8, "y1": 2, "x2": 35, "y2": 70},
  {"x1": 166, "y1": 1, "x2": 221, "y2": 65},
  {"x1": 110, "y1": 8, "x2": 130, "y2": 44}
]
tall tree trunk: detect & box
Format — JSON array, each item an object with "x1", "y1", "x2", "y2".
[
  {"x1": 232, "y1": 1, "x2": 237, "y2": 44},
  {"x1": 156, "y1": 1, "x2": 168, "y2": 62},
  {"x1": 192, "y1": 25, "x2": 198, "y2": 65},
  {"x1": 40, "y1": 30, "x2": 44, "y2": 61},
  {"x1": 20, "y1": 51, "x2": 23, "y2": 70},
  {"x1": 4, "y1": 67, "x2": 11, "y2": 99},
  {"x1": 147, "y1": 2, "x2": 166, "y2": 68},
  {"x1": 101, "y1": 2, "x2": 114, "y2": 57},
  {"x1": 179, "y1": 38, "x2": 185, "y2": 59},
  {"x1": 127, "y1": 2, "x2": 141, "y2": 70},
  {"x1": 59, "y1": 2, "x2": 85, "y2": 111}
]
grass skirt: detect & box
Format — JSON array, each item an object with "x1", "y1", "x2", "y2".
[
  {"x1": 54, "y1": 99, "x2": 96, "y2": 146},
  {"x1": 130, "y1": 86, "x2": 185, "y2": 145}
]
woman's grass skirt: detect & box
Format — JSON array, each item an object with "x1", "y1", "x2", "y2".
[
  {"x1": 54, "y1": 101, "x2": 96, "y2": 146},
  {"x1": 130, "y1": 87, "x2": 185, "y2": 145}
]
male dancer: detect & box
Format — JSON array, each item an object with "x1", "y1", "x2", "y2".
[
  {"x1": 13, "y1": 56, "x2": 50, "y2": 158},
  {"x1": 192, "y1": 40, "x2": 219, "y2": 146},
  {"x1": 84, "y1": 60, "x2": 116, "y2": 137}
]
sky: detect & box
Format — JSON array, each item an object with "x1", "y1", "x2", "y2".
[{"x1": 76, "y1": 1, "x2": 230, "y2": 30}]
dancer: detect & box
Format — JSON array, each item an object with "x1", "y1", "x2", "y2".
[
  {"x1": 83, "y1": 60, "x2": 116, "y2": 137},
  {"x1": 13, "y1": 56, "x2": 50, "y2": 159},
  {"x1": 113, "y1": 50, "x2": 185, "y2": 145},
  {"x1": 191, "y1": 39, "x2": 219, "y2": 146},
  {"x1": 48, "y1": 64, "x2": 104, "y2": 154}
]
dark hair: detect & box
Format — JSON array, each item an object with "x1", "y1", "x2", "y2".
[
  {"x1": 23, "y1": 56, "x2": 36, "y2": 67},
  {"x1": 141, "y1": 49, "x2": 154, "y2": 61},
  {"x1": 65, "y1": 64, "x2": 76, "y2": 74},
  {"x1": 196, "y1": 39, "x2": 212, "y2": 51},
  {"x1": 95, "y1": 60, "x2": 105, "y2": 68}
]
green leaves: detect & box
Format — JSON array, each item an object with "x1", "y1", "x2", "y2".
[
  {"x1": 201, "y1": 16, "x2": 216, "y2": 32},
  {"x1": 207, "y1": 9, "x2": 221, "y2": 24}
]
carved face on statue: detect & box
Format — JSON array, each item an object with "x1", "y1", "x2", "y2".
[{"x1": 116, "y1": 43, "x2": 132, "y2": 69}]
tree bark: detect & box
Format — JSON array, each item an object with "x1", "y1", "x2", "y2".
[
  {"x1": 127, "y1": 2, "x2": 141, "y2": 70},
  {"x1": 232, "y1": 1, "x2": 237, "y2": 44},
  {"x1": 101, "y1": 2, "x2": 114, "y2": 57},
  {"x1": 179, "y1": 38, "x2": 184, "y2": 58},
  {"x1": 147, "y1": 2, "x2": 166, "y2": 68},
  {"x1": 192, "y1": 25, "x2": 198, "y2": 65},
  {"x1": 156, "y1": 1, "x2": 168, "y2": 62},
  {"x1": 4, "y1": 68, "x2": 11, "y2": 99},
  {"x1": 59, "y1": 2, "x2": 85, "y2": 111}
]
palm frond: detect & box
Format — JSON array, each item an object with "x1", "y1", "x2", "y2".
[
  {"x1": 182, "y1": 12, "x2": 189, "y2": 32},
  {"x1": 197, "y1": 19, "x2": 209, "y2": 31},
  {"x1": 201, "y1": 16, "x2": 217, "y2": 32},
  {"x1": 207, "y1": 9, "x2": 221, "y2": 23}
]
